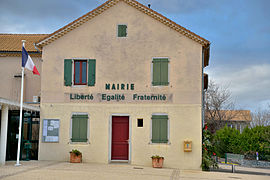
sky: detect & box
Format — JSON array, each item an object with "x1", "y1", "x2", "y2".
[{"x1": 0, "y1": 0, "x2": 269, "y2": 111}]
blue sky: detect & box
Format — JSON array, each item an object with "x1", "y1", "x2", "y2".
[{"x1": 0, "y1": 0, "x2": 269, "y2": 111}]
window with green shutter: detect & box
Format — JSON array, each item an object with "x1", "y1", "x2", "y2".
[
  {"x1": 151, "y1": 115, "x2": 168, "y2": 143},
  {"x1": 118, "y1": 24, "x2": 127, "y2": 37},
  {"x1": 71, "y1": 114, "x2": 88, "y2": 142},
  {"x1": 88, "y1": 59, "x2": 96, "y2": 86},
  {"x1": 152, "y1": 58, "x2": 169, "y2": 86},
  {"x1": 64, "y1": 59, "x2": 72, "y2": 86},
  {"x1": 64, "y1": 59, "x2": 96, "y2": 86}
]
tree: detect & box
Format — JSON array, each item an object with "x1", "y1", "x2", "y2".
[
  {"x1": 213, "y1": 126, "x2": 241, "y2": 157},
  {"x1": 204, "y1": 80, "x2": 241, "y2": 133},
  {"x1": 250, "y1": 106, "x2": 270, "y2": 127}
]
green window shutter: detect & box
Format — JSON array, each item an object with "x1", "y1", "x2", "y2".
[
  {"x1": 72, "y1": 116, "x2": 80, "y2": 142},
  {"x1": 159, "y1": 116, "x2": 168, "y2": 143},
  {"x1": 64, "y1": 59, "x2": 72, "y2": 86},
  {"x1": 160, "y1": 59, "x2": 169, "y2": 85},
  {"x1": 118, "y1": 25, "x2": 127, "y2": 37},
  {"x1": 72, "y1": 115, "x2": 88, "y2": 142},
  {"x1": 79, "y1": 117, "x2": 88, "y2": 142},
  {"x1": 152, "y1": 58, "x2": 169, "y2": 86},
  {"x1": 152, "y1": 59, "x2": 161, "y2": 86},
  {"x1": 152, "y1": 115, "x2": 168, "y2": 143},
  {"x1": 152, "y1": 117, "x2": 160, "y2": 143},
  {"x1": 88, "y1": 59, "x2": 96, "y2": 86}
]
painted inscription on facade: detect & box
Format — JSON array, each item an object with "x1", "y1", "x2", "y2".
[
  {"x1": 105, "y1": 83, "x2": 134, "y2": 90},
  {"x1": 67, "y1": 83, "x2": 172, "y2": 103},
  {"x1": 69, "y1": 93, "x2": 169, "y2": 102}
]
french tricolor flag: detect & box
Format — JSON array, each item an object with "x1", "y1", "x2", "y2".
[{"x1": 22, "y1": 46, "x2": 40, "y2": 75}]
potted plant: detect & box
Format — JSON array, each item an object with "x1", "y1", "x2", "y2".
[
  {"x1": 151, "y1": 155, "x2": 164, "y2": 168},
  {"x1": 69, "y1": 149, "x2": 82, "y2": 163}
]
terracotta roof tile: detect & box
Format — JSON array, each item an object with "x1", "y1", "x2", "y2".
[
  {"x1": 0, "y1": 34, "x2": 48, "y2": 52},
  {"x1": 228, "y1": 110, "x2": 252, "y2": 121},
  {"x1": 206, "y1": 110, "x2": 252, "y2": 122}
]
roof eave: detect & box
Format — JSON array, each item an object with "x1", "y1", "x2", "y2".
[
  {"x1": 203, "y1": 43, "x2": 210, "y2": 67},
  {"x1": 36, "y1": 0, "x2": 210, "y2": 48}
]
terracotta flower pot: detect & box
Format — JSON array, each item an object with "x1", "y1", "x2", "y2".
[
  {"x1": 70, "y1": 152, "x2": 82, "y2": 163},
  {"x1": 152, "y1": 157, "x2": 164, "y2": 168}
]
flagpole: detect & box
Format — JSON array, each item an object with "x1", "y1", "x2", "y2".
[{"x1": 15, "y1": 40, "x2": 26, "y2": 166}]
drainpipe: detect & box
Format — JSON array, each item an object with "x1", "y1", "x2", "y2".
[
  {"x1": 34, "y1": 43, "x2": 43, "y2": 62},
  {"x1": 34, "y1": 43, "x2": 41, "y2": 53}
]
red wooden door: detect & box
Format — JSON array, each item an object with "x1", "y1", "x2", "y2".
[{"x1": 111, "y1": 116, "x2": 129, "y2": 160}]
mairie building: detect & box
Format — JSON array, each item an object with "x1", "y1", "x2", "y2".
[{"x1": 0, "y1": 0, "x2": 210, "y2": 169}]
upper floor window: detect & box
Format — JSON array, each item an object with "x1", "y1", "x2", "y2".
[
  {"x1": 118, "y1": 24, "x2": 127, "y2": 37},
  {"x1": 74, "y1": 60, "x2": 87, "y2": 85},
  {"x1": 64, "y1": 59, "x2": 96, "y2": 86},
  {"x1": 152, "y1": 58, "x2": 169, "y2": 86}
]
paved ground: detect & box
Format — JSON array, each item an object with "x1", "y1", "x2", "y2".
[{"x1": 0, "y1": 161, "x2": 269, "y2": 180}]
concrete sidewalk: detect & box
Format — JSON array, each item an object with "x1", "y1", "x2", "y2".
[{"x1": 0, "y1": 161, "x2": 269, "y2": 180}]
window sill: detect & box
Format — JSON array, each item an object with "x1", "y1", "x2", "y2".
[
  {"x1": 69, "y1": 141, "x2": 90, "y2": 145},
  {"x1": 148, "y1": 141, "x2": 171, "y2": 145},
  {"x1": 151, "y1": 84, "x2": 170, "y2": 87},
  {"x1": 71, "y1": 85, "x2": 88, "y2": 88}
]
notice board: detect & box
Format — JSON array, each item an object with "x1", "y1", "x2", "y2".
[{"x1": 42, "y1": 119, "x2": 59, "y2": 142}]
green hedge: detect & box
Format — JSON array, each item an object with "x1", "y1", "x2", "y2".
[{"x1": 213, "y1": 126, "x2": 270, "y2": 161}]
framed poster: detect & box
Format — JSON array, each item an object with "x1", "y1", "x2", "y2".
[{"x1": 42, "y1": 119, "x2": 59, "y2": 142}]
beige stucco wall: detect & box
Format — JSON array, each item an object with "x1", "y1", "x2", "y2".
[
  {"x1": 39, "y1": 104, "x2": 202, "y2": 169},
  {"x1": 41, "y1": 1, "x2": 202, "y2": 104},
  {"x1": 39, "y1": 1, "x2": 203, "y2": 169},
  {"x1": 0, "y1": 56, "x2": 41, "y2": 102}
]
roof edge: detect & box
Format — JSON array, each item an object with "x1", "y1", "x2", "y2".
[
  {"x1": 0, "y1": 33, "x2": 48, "y2": 35},
  {"x1": 36, "y1": 0, "x2": 210, "y2": 48}
]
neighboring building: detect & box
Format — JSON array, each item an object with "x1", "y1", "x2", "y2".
[
  {"x1": 224, "y1": 110, "x2": 251, "y2": 132},
  {"x1": 205, "y1": 110, "x2": 252, "y2": 133},
  {"x1": 0, "y1": 34, "x2": 46, "y2": 164},
  {"x1": 36, "y1": 0, "x2": 210, "y2": 169}
]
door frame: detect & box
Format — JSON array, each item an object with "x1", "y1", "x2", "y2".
[{"x1": 109, "y1": 114, "x2": 131, "y2": 163}]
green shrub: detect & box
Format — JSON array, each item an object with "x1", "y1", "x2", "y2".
[
  {"x1": 213, "y1": 126, "x2": 240, "y2": 157},
  {"x1": 213, "y1": 125, "x2": 270, "y2": 161}
]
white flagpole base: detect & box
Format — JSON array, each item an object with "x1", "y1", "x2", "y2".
[{"x1": 15, "y1": 163, "x2": 21, "y2": 167}]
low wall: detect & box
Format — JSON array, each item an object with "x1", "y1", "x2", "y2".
[
  {"x1": 225, "y1": 153, "x2": 270, "y2": 168},
  {"x1": 241, "y1": 159, "x2": 270, "y2": 168}
]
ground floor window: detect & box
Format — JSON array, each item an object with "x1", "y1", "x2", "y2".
[
  {"x1": 71, "y1": 114, "x2": 88, "y2": 142},
  {"x1": 151, "y1": 115, "x2": 168, "y2": 143}
]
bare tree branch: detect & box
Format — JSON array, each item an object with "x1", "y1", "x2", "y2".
[
  {"x1": 250, "y1": 106, "x2": 270, "y2": 127},
  {"x1": 204, "y1": 80, "x2": 241, "y2": 133}
]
